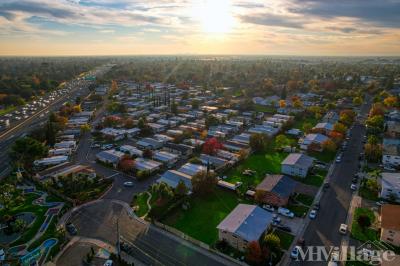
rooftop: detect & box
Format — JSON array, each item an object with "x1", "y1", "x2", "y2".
[{"x1": 381, "y1": 204, "x2": 400, "y2": 231}]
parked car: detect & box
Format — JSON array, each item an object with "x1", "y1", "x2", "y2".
[
  {"x1": 323, "y1": 183, "x2": 330, "y2": 190},
  {"x1": 350, "y1": 184, "x2": 357, "y2": 190},
  {"x1": 309, "y1": 210, "x2": 317, "y2": 219},
  {"x1": 272, "y1": 214, "x2": 281, "y2": 224},
  {"x1": 335, "y1": 156, "x2": 342, "y2": 163},
  {"x1": 278, "y1": 207, "x2": 295, "y2": 218},
  {"x1": 290, "y1": 246, "x2": 301, "y2": 259},
  {"x1": 123, "y1": 181, "x2": 134, "y2": 187},
  {"x1": 104, "y1": 260, "x2": 113, "y2": 266},
  {"x1": 262, "y1": 204, "x2": 275, "y2": 212},
  {"x1": 313, "y1": 202, "x2": 321, "y2": 211},
  {"x1": 339, "y1": 223, "x2": 348, "y2": 234},
  {"x1": 66, "y1": 222, "x2": 77, "y2": 235},
  {"x1": 101, "y1": 144, "x2": 113, "y2": 150}
]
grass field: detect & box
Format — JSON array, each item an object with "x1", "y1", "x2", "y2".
[
  {"x1": 351, "y1": 207, "x2": 379, "y2": 242},
  {"x1": 162, "y1": 188, "x2": 250, "y2": 245},
  {"x1": 308, "y1": 150, "x2": 336, "y2": 163},
  {"x1": 273, "y1": 229, "x2": 295, "y2": 250},
  {"x1": 291, "y1": 169, "x2": 327, "y2": 187},
  {"x1": 292, "y1": 115, "x2": 319, "y2": 132},
  {"x1": 294, "y1": 194, "x2": 314, "y2": 206},
  {"x1": 224, "y1": 151, "x2": 288, "y2": 191},
  {"x1": 287, "y1": 203, "x2": 309, "y2": 217},
  {"x1": 0, "y1": 105, "x2": 16, "y2": 116},
  {"x1": 133, "y1": 192, "x2": 150, "y2": 217}
]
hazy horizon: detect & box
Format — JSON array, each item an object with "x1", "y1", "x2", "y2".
[{"x1": 1, "y1": 0, "x2": 400, "y2": 56}]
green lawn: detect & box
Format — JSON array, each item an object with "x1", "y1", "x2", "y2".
[
  {"x1": 294, "y1": 194, "x2": 314, "y2": 206},
  {"x1": 308, "y1": 150, "x2": 336, "y2": 163},
  {"x1": 133, "y1": 192, "x2": 150, "y2": 217},
  {"x1": 292, "y1": 115, "x2": 319, "y2": 132},
  {"x1": 254, "y1": 105, "x2": 276, "y2": 113},
  {"x1": 287, "y1": 203, "x2": 309, "y2": 217},
  {"x1": 291, "y1": 169, "x2": 327, "y2": 187},
  {"x1": 351, "y1": 208, "x2": 379, "y2": 242},
  {"x1": 162, "y1": 188, "x2": 250, "y2": 245},
  {"x1": 358, "y1": 185, "x2": 379, "y2": 202},
  {"x1": 224, "y1": 151, "x2": 288, "y2": 191},
  {"x1": 273, "y1": 229, "x2": 295, "y2": 250}
]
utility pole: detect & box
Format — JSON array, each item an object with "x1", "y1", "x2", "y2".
[{"x1": 116, "y1": 218, "x2": 120, "y2": 257}]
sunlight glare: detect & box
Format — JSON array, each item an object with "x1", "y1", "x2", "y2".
[{"x1": 193, "y1": 0, "x2": 235, "y2": 34}]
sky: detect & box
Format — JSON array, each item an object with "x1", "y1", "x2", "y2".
[{"x1": 0, "y1": 0, "x2": 400, "y2": 56}]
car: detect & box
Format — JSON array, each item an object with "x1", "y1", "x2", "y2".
[
  {"x1": 277, "y1": 225, "x2": 292, "y2": 232},
  {"x1": 350, "y1": 184, "x2": 357, "y2": 190},
  {"x1": 376, "y1": 200, "x2": 386, "y2": 206},
  {"x1": 278, "y1": 207, "x2": 295, "y2": 218},
  {"x1": 352, "y1": 178, "x2": 358, "y2": 183},
  {"x1": 335, "y1": 156, "x2": 342, "y2": 163},
  {"x1": 123, "y1": 181, "x2": 134, "y2": 187},
  {"x1": 104, "y1": 260, "x2": 113, "y2": 266},
  {"x1": 323, "y1": 183, "x2": 330, "y2": 190},
  {"x1": 339, "y1": 223, "x2": 348, "y2": 234},
  {"x1": 272, "y1": 214, "x2": 281, "y2": 224},
  {"x1": 290, "y1": 246, "x2": 301, "y2": 259},
  {"x1": 66, "y1": 222, "x2": 77, "y2": 235},
  {"x1": 313, "y1": 202, "x2": 321, "y2": 210},
  {"x1": 91, "y1": 143, "x2": 101, "y2": 148},
  {"x1": 101, "y1": 144, "x2": 113, "y2": 150},
  {"x1": 262, "y1": 204, "x2": 275, "y2": 212},
  {"x1": 309, "y1": 210, "x2": 317, "y2": 219},
  {"x1": 330, "y1": 250, "x2": 340, "y2": 262},
  {"x1": 0, "y1": 248, "x2": 5, "y2": 261}
]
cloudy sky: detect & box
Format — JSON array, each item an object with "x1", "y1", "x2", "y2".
[{"x1": 0, "y1": 0, "x2": 399, "y2": 56}]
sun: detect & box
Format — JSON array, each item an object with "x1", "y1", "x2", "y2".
[{"x1": 192, "y1": 0, "x2": 235, "y2": 34}]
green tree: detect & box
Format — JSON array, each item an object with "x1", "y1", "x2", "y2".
[
  {"x1": 357, "y1": 214, "x2": 371, "y2": 232},
  {"x1": 275, "y1": 134, "x2": 290, "y2": 149},
  {"x1": 264, "y1": 233, "x2": 281, "y2": 252},
  {"x1": 0, "y1": 183, "x2": 16, "y2": 210},
  {"x1": 250, "y1": 133, "x2": 268, "y2": 152},
  {"x1": 175, "y1": 180, "x2": 188, "y2": 197},
  {"x1": 10, "y1": 137, "x2": 48, "y2": 168},
  {"x1": 192, "y1": 171, "x2": 217, "y2": 195}
]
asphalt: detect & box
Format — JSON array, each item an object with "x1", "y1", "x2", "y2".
[{"x1": 290, "y1": 102, "x2": 371, "y2": 266}]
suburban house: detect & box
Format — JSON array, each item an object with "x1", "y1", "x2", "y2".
[
  {"x1": 199, "y1": 154, "x2": 228, "y2": 171},
  {"x1": 54, "y1": 140, "x2": 77, "y2": 150},
  {"x1": 178, "y1": 163, "x2": 206, "y2": 177},
  {"x1": 255, "y1": 175, "x2": 297, "y2": 206},
  {"x1": 312, "y1": 122, "x2": 334, "y2": 135},
  {"x1": 157, "y1": 170, "x2": 193, "y2": 190},
  {"x1": 217, "y1": 204, "x2": 273, "y2": 252},
  {"x1": 380, "y1": 204, "x2": 400, "y2": 246},
  {"x1": 136, "y1": 138, "x2": 164, "y2": 150},
  {"x1": 48, "y1": 148, "x2": 72, "y2": 156},
  {"x1": 299, "y1": 133, "x2": 329, "y2": 151},
  {"x1": 153, "y1": 151, "x2": 179, "y2": 168},
  {"x1": 134, "y1": 158, "x2": 162, "y2": 173},
  {"x1": 100, "y1": 127, "x2": 126, "y2": 141},
  {"x1": 119, "y1": 145, "x2": 143, "y2": 158},
  {"x1": 382, "y1": 137, "x2": 400, "y2": 167},
  {"x1": 49, "y1": 164, "x2": 96, "y2": 181},
  {"x1": 147, "y1": 122, "x2": 166, "y2": 133},
  {"x1": 380, "y1": 172, "x2": 400, "y2": 202},
  {"x1": 96, "y1": 149, "x2": 126, "y2": 168},
  {"x1": 281, "y1": 153, "x2": 314, "y2": 178},
  {"x1": 163, "y1": 143, "x2": 193, "y2": 158},
  {"x1": 323, "y1": 111, "x2": 339, "y2": 124}
]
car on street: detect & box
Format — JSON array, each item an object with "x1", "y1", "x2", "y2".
[
  {"x1": 290, "y1": 246, "x2": 301, "y2": 259},
  {"x1": 262, "y1": 204, "x2": 275, "y2": 212},
  {"x1": 323, "y1": 182, "x2": 330, "y2": 190},
  {"x1": 313, "y1": 202, "x2": 321, "y2": 210},
  {"x1": 123, "y1": 181, "x2": 134, "y2": 187},
  {"x1": 66, "y1": 222, "x2": 78, "y2": 235},
  {"x1": 272, "y1": 214, "x2": 281, "y2": 224},
  {"x1": 350, "y1": 184, "x2": 357, "y2": 190},
  {"x1": 0, "y1": 249, "x2": 5, "y2": 261},
  {"x1": 309, "y1": 210, "x2": 317, "y2": 219},
  {"x1": 339, "y1": 223, "x2": 348, "y2": 234},
  {"x1": 335, "y1": 155, "x2": 342, "y2": 163},
  {"x1": 278, "y1": 207, "x2": 294, "y2": 218},
  {"x1": 104, "y1": 260, "x2": 113, "y2": 266}
]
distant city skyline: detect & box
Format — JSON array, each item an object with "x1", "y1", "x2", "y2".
[{"x1": 0, "y1": 0, "x2": 399, "y2": 56}]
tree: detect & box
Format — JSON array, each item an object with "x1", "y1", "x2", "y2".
[
  {"x1": 175, "y1": 181, "x2": 188, "y2": 197},
  {"x1": 383, "y1": 96, "x2": 397, "y2": 107},
  {"x1": 10, "y1": 137, "x2": 48, "y2": 168},
  {"x1": 80, "y1": 124, "x2": 91, "y2": 134},
  {"x1": 367, "y1": 135, "x2": 378, "y2": 145},
  {"x1": 250, "y1": 133, "x2": 268, "y2": 152},
  {"x1": 124, "y1": 118, "x2": 134, "y2": 129},
  {"x1": 45, "y1": 120, "x2": 56, "y2": 146},
  {"x1": 357, "y1": 214, "x2": 371, "y2": 231},
  {"x1": 0, "y1": 183, "x2": 16, "y2": 210},
  {"x1": 369, "y1": 103, "x2": 385, "y2": 117},
  {"x1": 303, "y1": 122, "x2": 313, "y2": 134},
  {"x1": 264, "y1": 233, "x2": 281, "y2": 252},
  {"x1": 279, "y1": 100, "x2": 286, "y2": 108},
  {"x1": 202, "y1": 137, "x2": 224, "y2": 155},
  {"x1": 293, "y1": 99, "x2": 303, "y2": 108},
  {"x1": 333, "y1": 123, "x2": 347, "y2": 134},
  {"x1": 366, "y1": 115, "x2": 384, "y2": 133},
  {"x1": 143, "y1": 149, "x2": 153, "y2": 159},
  {"x1": 119, "y1": 158, "x2": 135, "y2": 172},
  {"x1": 13, "y1": 218, "x2": 26, "y2": 232},
  {"x1": 353, "y1": 96, "x2": 363, "y2": 106},
  {"x1": 191, "y1": 99, "x2": 200, "y2": 109},
  {"x1": 364, "y1": 143, "x2": 382, "y2": 162},
  {"x1": 246, "y1": 241, "x2": 264, "y2": 265},
  {"x1": 171, "y1": 100, "x2": 178, "y2": 114},
  {"x1": 192, "y1": 170, "x2": 217, "y2": 195},
  {"x1": 150, "y1": 182, "x2": 174, "y2": 202},
  {"x1": 322, "y1": 139, "x2": 337, "y2": 152},
  {"x1": 275, "y1": 134, "x2": 290, "y2": 149}
]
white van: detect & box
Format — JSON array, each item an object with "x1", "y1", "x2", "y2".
[{"x1": 278, "y1": 207, "x2": 294, "y2": 218}]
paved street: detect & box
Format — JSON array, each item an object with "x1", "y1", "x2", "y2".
[
  {"x1": 67, "y1": 200, "x2": 237, "y2": 266},
  {"x1": 289, "y1": 102, "x2": 370, "y2": 265}
]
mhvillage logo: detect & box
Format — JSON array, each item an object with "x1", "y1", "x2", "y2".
[{"x1": 295, "y1": 241, "x2": 397, "y2": 265}]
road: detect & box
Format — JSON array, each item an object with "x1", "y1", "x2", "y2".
[
  {"x1": 68, "y1": 200, "x2": 237, "y2": 266},
  {"x1": 290, "y1": 102, "x2": 370, "y2": 265}
]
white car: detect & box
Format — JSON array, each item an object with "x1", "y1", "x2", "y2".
[
  {"x1": 350, "y1": 184, "x2": 357, "y2": 190},
  {"x1": 0, "y1": 249, "x2": 5, "y2": 261},
  {"x1": 123, "y1": 181, "x2": 134, "y2": 187},
  {"x1": 339, "y1": 223, "x2": 348, "y2": 234},
  {"x1": 278, "y1": 207, "x2": 295, "y2": 218},
  {"x1": 104, "y1": 260, "x2": 113, "y2": 266},
  {"x1": 309, "y1": 210, "x2": 317, "y2": 219},
  {"x1": 262, "y1": 204, "x2": 275, "y2": 212}
]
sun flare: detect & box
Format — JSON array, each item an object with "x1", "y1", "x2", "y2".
[{"x1": 192, "y1": 0, "x2": 235, "y2": 34}]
